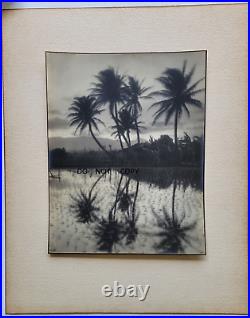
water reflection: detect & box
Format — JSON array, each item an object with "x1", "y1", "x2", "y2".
[
  {"x1": 69, "y1": 174, "x2": 103, "y2": 223},
  {"x1": 49, "y1": 167, "x2": 205, "y2": 254},
  {"x1": 72, "y1": 174, "x2": 140, "y2": 252},
  {"x1": 152, "y1": 175, "x2": 198, "y2": 254}
]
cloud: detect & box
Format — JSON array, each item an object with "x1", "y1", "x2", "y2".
[
  {"x1": 48, "y1": 116, "x2": 68, "y2": 130},
  {"x1": 48, "y1": 109, "x2": 62, "y2": 116}
]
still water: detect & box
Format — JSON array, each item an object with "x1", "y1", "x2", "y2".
[{"x1": 49, "y1": 168, "x2": 205, "y2": 254}]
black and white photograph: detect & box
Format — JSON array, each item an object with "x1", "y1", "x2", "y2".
[{"x1": 46, "y1": 51, "x2": 206, "y2": 254}]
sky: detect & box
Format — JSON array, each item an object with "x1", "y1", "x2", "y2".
[{"x1": 47, "y1": 51, "x2": 206, "y2": 146}]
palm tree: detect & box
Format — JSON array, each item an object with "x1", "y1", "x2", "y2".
[
  {"x1": 91, "y1": 67, "x2": 127, "y2": 150},
  {"x1": 150, "y1": 61, "x2": 204, "y2": 154},
  {"x1": 123, "y1": 76, "x2": 151, "y2": 144},
  {"x1": 112, "y1": 109, "x2": 145, "y2": 147},
  {"x1": 68, "y1": 95, "x2": 109, "y2": 156},
  {"x1": 117, "y1": 109, "x2": 136, "y2": 147},
  {"x1": 111, "y1": 121, "x2": 130, "y2": 147}
]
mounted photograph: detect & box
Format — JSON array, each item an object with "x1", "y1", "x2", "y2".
[{"x1": 46, "y1": 51, "x2": 206, "y2": 255}]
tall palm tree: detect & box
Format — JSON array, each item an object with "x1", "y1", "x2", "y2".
[
  {"x1": 123, "y1": 76, "x2": 151, "y2": 144},
  {"x1": 91, "y1": 67, "x2": 127, "y2": 150},
  {"x1": 68, "y1": 95, "x2": 109, "y2": 156},
  {"x1": 150, "y1": 61, "x2": 204, "y2": 154}
]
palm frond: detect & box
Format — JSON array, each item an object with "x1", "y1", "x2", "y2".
[
  {"x1": 185, "y1": 65, "x2": 196, "y2": 85},
  {"x1": 182, "y1": 104, "x2": 190, "y2": 117},
  {"x1": 182, "y1": 60, "x2": 187, "y2": 75},
  {"x1": 186, "y1": 98, "x2": 202, "y2": 108}
]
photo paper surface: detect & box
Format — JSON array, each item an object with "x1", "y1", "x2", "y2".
[{"x1": 46, "y1": 51, "x2": 206, "y2": 254}]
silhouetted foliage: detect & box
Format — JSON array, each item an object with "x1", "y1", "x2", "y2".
[
  {"x1": 122, "y1": 76, "x2": 151, "y2": 144},
  {"x1": 68, "y1": 95, "x2": 109, "y2": 156},
  {"x1": 49, "y1": 133, "x2": 204, "y2": 170},
  {"x1": 70, "y1": 189, "x2": 99, "y2": 224},
  {"x1": 49, "y1": 147, "x2": 67, "y2": 168},
  {"x1": 150, "y1": 61, "x2": 204, "y2": 157},
  {"x1": 91, "y1": 67, "x2": 127, "y2": 150}
]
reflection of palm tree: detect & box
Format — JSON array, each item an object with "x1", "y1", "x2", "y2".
[
  {"x1": 70, "y1": 190, "x2": 99, "y2": 224},
  {"x1": 91, "y1": 67, "x2": 127, "y2": 150},
  {"x1": 70, "y1": 174, "x2": 103, "y2": 224},
  {"x1": 152, "y1": 176, "x2": 197, "y2": 253},
  {"x1": 153, "y1": 207, "x2": 197, "y2": 253},
  {"x1": 93, "y1": 174, "x2": 141, "y2": 252},
  {"x1": 123, "y1": 76, "x2": 151, "y2": 144},
  {"x1": 94, "y1": 218, "x2": 124, "y2": 253},
  {"x1": 93, "y1": 174, "x2": 125, "y2": 253},
  {"x1": 171, "y1": 177, "x2": 177, "y2": 222},
  {"x1": 124, "y1": 181, "x2": 140, "y2": 245},
  {"x1": 68, "y1": 95, "x2": 109, "y2": 155},
  {"x1": 150, "y1": 61, "x2": 204, "y2": 154},
  {"x1": 114, "y1": 176, "x2": 140, "y2": 245},
  {"x1": 118, "y1": 178, "x2": 134, "y2": 212}
]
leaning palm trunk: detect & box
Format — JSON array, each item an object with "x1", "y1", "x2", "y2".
[{"x1": 88, "y1": 124, "x2": 110, "y2": 156}]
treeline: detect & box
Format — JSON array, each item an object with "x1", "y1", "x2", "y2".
[{"x1": 49, "y1": 133, "x2": 204, "y2": 169}]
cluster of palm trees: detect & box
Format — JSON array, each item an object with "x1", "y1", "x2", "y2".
[
  {"x1": 68, "y1": 68, "x2": 150, "y2": 155},
  {"x1": 68, "y1": 61, "x2": 204, "y2": 159}
]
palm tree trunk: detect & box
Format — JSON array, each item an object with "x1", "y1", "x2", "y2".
[
  {"x1": 121, "y1": 132, "x2": 130, "y2": 147},
  {"x1": 88, "y1": 124, "x2": 110, "y2": 156},
  {"x1": 174, "y1": 109, "x2": 178, "y2": 158},
  {"x1": 127, "y1": 130, "x2": 131, "y2": 147},
  {"x1": 135, "y1": 118, "x2": 140, "y2": 144},
  {"x1": 113, "y1": 102, "x2": 124, "y2": 150}
]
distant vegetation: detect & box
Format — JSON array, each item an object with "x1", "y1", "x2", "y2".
[{"x1": 49, "y1": 133, "x2": 204, "y2": 168}]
